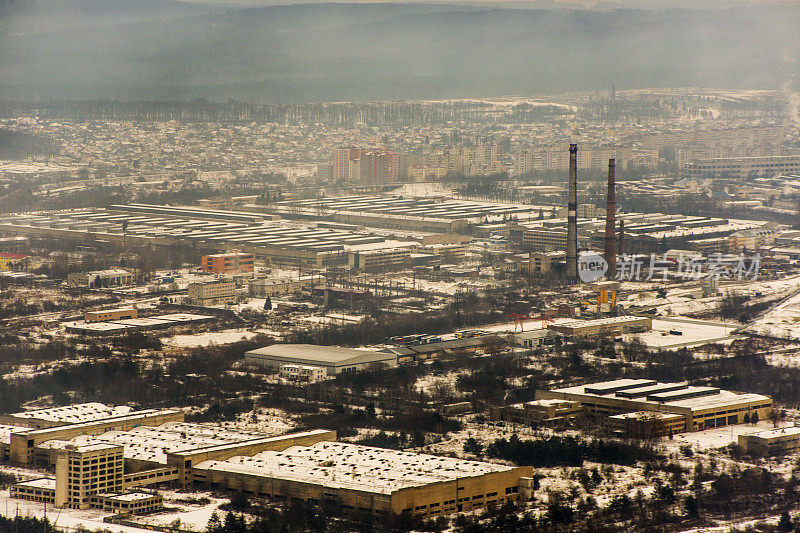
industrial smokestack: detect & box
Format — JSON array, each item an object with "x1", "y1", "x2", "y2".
[
  {"x1": 566, "y1": 144, "x2": 578, "y2": 278},
  {"x1": 604, "y1": 158, "x2": 617, "y2": 278},
  {"x1": 618, "y1": 219, "x2": 625, "y2": 256}
]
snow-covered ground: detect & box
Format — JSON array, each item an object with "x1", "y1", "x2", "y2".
[
  {"x1": 162, "y1": 328, "x2": 276, "y2": 348},
  {"x1": 665, "y1": 420, "x2": 786, "y2": 453},
  {"x1": 747, "y1": 285, "x2": 800, "y2": 340},
  {"x1": 626, "y1": 318, "x2": 740, "y2": 349}
]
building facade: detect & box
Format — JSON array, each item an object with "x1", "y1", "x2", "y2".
[
  {"x1": 201, "y1": 252, "x2": 255, "y2": 274},
  {"x1": 187, "y1": 280, "x2": 237, "y2": 306}
]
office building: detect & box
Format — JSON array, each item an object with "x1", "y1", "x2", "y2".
[
  {"x1": 279, "y1": 364, "x2": 327, "y2": 382},
  {"x1": 492, "y1": 399, "x2": 582, "y2": 426},
  {"x1": 187, "y1": 279, "x2": 237, "y2": 306},
  {"x1": 201, "y1": 252, "x2": 255, "y2": 274}
]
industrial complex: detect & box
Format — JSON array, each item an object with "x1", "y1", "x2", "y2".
[{"x1": 0, "y1": 403, "x2": 533, "y2": 519}]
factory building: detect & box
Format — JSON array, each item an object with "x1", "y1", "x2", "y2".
[
  {"x1": 193, "y1": 441, "x2": 533, "y2": 518},
  {"x1": 245, "y1": 344, "x2": 397, "y2": 375},
  {"x1": 4, "y1": 406, "x2": 533, "y2": 519},
  {"x1": 738, "y1": 427, "x2": 800, "y2": 456},
  {"x1": 684, "y1": 155, "x2": 800, "y2": 178},
  {"x1": 201, "y1": 252, "x2": 255, "y2": 274},
  {"x1": 248, "y1": 276, "x2": 318, "y2": 297},
  {"x1": 264, "y1": 195, "x2": 543, "y2": 233},
  {"x1": 67, "y1": 269, "x2": 134, "y2": 288},
  {"x1": 84, "y1": 307, "x2": 138, "y2": 323},
  {"x1": 538, "y1": 379, "x2": 772, "y2": 434},
  {"x1": 0, "y1": 205, "x2": 408, "y2": 268},
  {"x1": 4, "y1": 406, "x2": 184, "y2": 465},
  {"x1": 547, "y1": 316, "x2": 652, "y2": 339},
  {"x1": 348, "y1": 248, "x2": 412, "y2": 271}
]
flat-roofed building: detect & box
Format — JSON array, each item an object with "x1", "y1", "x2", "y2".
[
  {"x1": 8, "y1": 408, "x2": 184, "y2": 465},
  {"x1": 609, "y1": 411, "x2": 686, "y2": 438},
  {"x1": 248, "y1": 276, "x2": 317, "y2": 297},
  {"x1": 0, "y1": 402, "x2": 135, "y2": 429},
  {"x1": 685, "y1": 155, "x2": 800, "y2": 179},
  {"x1": 84, "y1": 307, "x2": 138, "y2": 323},
  {"x1": 492, "y1": 399, "x2": 582, "y2": 426},
  {"x1": 55, "y1": 443, "x2": 125, "y2": 509},
  {"x1": 348, "y1": 248, "x2": 411, "y2": 271},
  {"x1": 547, "y1": 316, "x2": 652, "y2": 339},
  {"x1": 187, "y1": 279, "x2": 237, "y2": 306},
  {"x1": 10, "y1": 478, "x2": 56, "y2": 504},
  {"x1": 201, "y1": 252, "x2": 255, "y2": 274},
  {"x1": 280, "y1": 364, "x2": 326, "y2": 382},
  {"x1": 90, "y1": 491, "x2": 163, "y2": 515},
  {"x1": 245, "y1": 344, "x2": 397, "y2": 375},
  {"x1": 192, "y1": 441, "x2": 533, "y2": 518},
  {"x1": 67, "y1": 269, "x2": 134, "y2": 288},
  {"x1": 539, "y1": 379, "x2": 772, "y2": 434},
  {"x1": 738, "y1": 427, "x2": 800, "y2": 456}
]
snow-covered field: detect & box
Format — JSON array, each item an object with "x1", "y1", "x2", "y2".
[
  {"x1": 162, "y1": 328, "x2": 276, "y2": 348},
  {"x1": 626, "y1": 318, "x2": 740, "y2": 349},
  {"x1": 747, "y1": 286, "x2": 800, "y2": 340}
]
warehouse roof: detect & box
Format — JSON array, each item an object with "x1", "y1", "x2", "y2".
[
  {"x1": 194, "y1": 441, "x2": 514, "y2": 495},
  {"x1": 10, "y1": 403, "x2": 133, "y2": 424},
  {"x1": 245, "y1": 344, "x2": 396, "y2": 366},
  {"x1": 549, "y1": 380, "x2": 771, "y2": 414}
]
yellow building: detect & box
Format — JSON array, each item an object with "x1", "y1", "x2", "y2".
[
  {"x1": 192, "y1": 441, "x2": 533, "y2": 518},
  {"x1": 539, "y1": 379, "x2": 772, "y2": 434},
  {"x1": 493, "y1": 399, "x2": 582, "y2": 426},
  {"x1": 0, "y1": 253, "x2": 29, "y2": 271},
  {"x1": 187, "y1": 279, "x2": 237, "y2": 306},
  {"x1": 84, "y1": 308, "x2": 138, "y2": 323},
  {"x1": 738, "y1": 427, "x2": 800, "y2": 456}
]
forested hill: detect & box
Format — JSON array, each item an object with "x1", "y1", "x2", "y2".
[{"x1": 0, "y1": 1, "x2": 798, "y2": 103}]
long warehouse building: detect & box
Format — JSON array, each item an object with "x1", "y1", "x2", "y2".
[{"x1": 538, "y1": 379, "x2": 772, "y2": 433}]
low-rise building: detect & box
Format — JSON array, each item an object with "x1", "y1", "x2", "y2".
[
  {"x1": 245, "y1": 344, "x2": 397, "y2": 375},
  {"x1": 547, "y1": 316, "x2": 652, "y2": 339},
  {"x1": 279, "y1": 364, "x2": 327, "y2": 382},
  {"x1": 84, "y1": 307, "x2": 138, "y2": 323},
  {"x1": 492, "y1": 399, "x2": 582, "y2": 426},
  {"x1": 249, "y1": 276, "x2": 317, "y2": 297},
  {"x1": 201, "y1": 252, "x2": 255, "y2": 275},
  {"x1": 608, "y1": 411, "x2": 686, "y2": 438},
  {"x1": 187, "y1": 279, "x2": 237, "y2": 306},
  {"x1": 539, "y1": 379, "x2": 772, "y2": 434},
  {"x1": 505, "y1": 329, "x2": 554, "y2": 348},
  {"x1": 67, "y1": 269, "x2": 134, "y2": 288},
  {"x1": 0, "y1": 253, "x2": 29, "y2": 271},
  {"x1": 738, "y1": 427, "x2": 800, "y2": 456},
  {"x1": 348, "y1": 248, "x2": 411, "y2": 271},
  {"x1": 192, "y1": 441, "x2": 533, "y2": 518}
]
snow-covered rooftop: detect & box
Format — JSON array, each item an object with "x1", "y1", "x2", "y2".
[
  {"x1": 10, "y1": 403, "x2": 133, "y2": 424},
  {"x1": 194, "y1": 441, "x2": 514, "y2": 495}
]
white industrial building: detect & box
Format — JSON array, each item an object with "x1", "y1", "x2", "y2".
[{"x1": 245, "y1": 344, "x2": 397, "y2": 375}]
